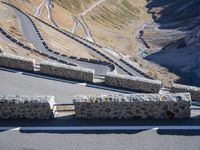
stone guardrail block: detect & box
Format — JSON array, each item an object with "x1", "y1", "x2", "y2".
[
  {"x1": 73, "y1": 93, "x2": 191, "y2": 119},
  {"x1": 40, "y1": 61, "x2": 95, "y2": 82},
  {"x1": 0, "y1": 53, "x2": 35, "y2": 71},
  {"x1": 171, "y1": 83, "x2": 200, "y2": 100},
  {"x1": 105, "y1": 73, "x2": 162, "y2": 93},
  {"x1": 0, "y1": 95, "x2": 55, "y2": 119}
]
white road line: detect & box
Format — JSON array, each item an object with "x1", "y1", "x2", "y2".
[
  {"x1": 76, "y1": 83, "x2": 87, "y2": 86},
  {"x1": 0, "y1": 126, "x2": 200, "y2": 131}
]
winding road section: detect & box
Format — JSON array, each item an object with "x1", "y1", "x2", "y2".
[{"x1": 1, "y1": 1, "x2": 151, "y2": 79}]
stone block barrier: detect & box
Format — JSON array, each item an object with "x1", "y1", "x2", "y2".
[
  {"x1": 73, "y1": 93, "x2": 191, "y2": 119},
  {"x1": 105, "y1": 73, "x2": 162, "y2": 93},
  {"x1": 40, "y1": 61, "x2": 95, "y2": 82},
  {"x1": 171, "y1": 83, "x2": 200, "y2": 100},
  {"x1": 0, "y1": 95, "x2": 55, "y2": 119},
  {"x1": 0, "y1": 53, "x2": 35, "y2": 71}
]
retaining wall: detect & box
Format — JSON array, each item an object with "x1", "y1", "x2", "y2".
[
  {"x1": 40, "y1": 61, "x2": 94, "y2": 82},
  {"x1": 0, "y1": 53, "x2": 35, "y2": 71},
  {"x1": 0, "y1": 95, "x2": 55, "y2": 119},
  {"x1": 105, "y1": 73, "x2": 162, "y2": 93},
  {"x1": 73, "y1": 93, "x2": 191, "y2": 119},
  {"x1": 171, "y1": 83, "x2": 200, "y2": 100}
]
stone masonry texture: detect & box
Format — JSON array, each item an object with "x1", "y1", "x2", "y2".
[
  {"x1": 171, "y1": 83, "x2": 200, "y2": 100},
  {"x1": 40, "y1": 61, "x2": 94, "y2": 82},
  {"x1": 0, "y1": 95, "x2": 55, "y2": 119},
  {"x1": 105, "y1": 73, "x2": 162, "y2": 93},
  {"x1": 74, "y1": 93, "x2": 191, "y2": 119},
  {"x1": 0, "y1": 53, "x2": 35, "y2": 71}
]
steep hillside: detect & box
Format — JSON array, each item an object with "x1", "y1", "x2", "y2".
[
  {"x1": 1, "y1": 0, "x2": 100, "y2": 59},
  {"x1": 3, "y1": 0, "x2": 151, "y2": 59},
  {"x1": 0, "y1": 2, "x2": 35, "y2": 49},
  {"x1": 54, "y1": 0, "x2": 150, "y2": 55},
  {"x1": 140, "y1": 0, "x2": 200, "y2": 86}
]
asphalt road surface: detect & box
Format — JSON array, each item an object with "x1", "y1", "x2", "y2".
[
  {"x1": 0, "y1": 114, "x2": 200, "y2": 150},
  {"x1": 0, "y1": 3, "x2": 199, "y2": 150},
  {"x1": 0, "y1": 65, "x2": 199, "y2": 150},
  {"x1": 0, "y1": 68, "x2": 134, "y2": 103},
  {"x1": 0, "y1": 129, "x2": 199, "y2": 150}
]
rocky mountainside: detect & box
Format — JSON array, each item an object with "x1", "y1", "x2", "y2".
[{"x1": 138, "y1": 0, "x2": 200, "y2": 86}]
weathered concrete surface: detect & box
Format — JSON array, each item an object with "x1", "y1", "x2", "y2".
[
  {"x1": 74, "y1": 93, "x2": 191, "y2": 119},
  {"x1": 171, "y1": 83, "x2": 200, "y2": 100},
  {"x1": 0, "y1": 53, "x2": 35, "y2": 71},
  {"x1": 40, "y1": 61, "x2": 94, "y2": 82},
  {"x1": 105, "y1": 73, "x2": 162, "y2": 93},
  {"x1": 0, "y1": 95, "x2": 55, "y2": 119}
]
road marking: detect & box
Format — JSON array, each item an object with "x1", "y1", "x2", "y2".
[
  {"x1": 0, "y1": 126, "x2": 200, "y2": 131},
  {"x1": 76, "y1": 83, "x2": 87, "y2": 86}
]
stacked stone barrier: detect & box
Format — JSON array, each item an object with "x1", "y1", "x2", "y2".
[
  {"x1": 0, "y1": 53, "x2": 35, "y2": 71},
  {"x1": 171, "y1": 83, "x2": 200, "y2": 100},
  {"x1": 73, "y1": 93, "x2": 191, "y2": 119},
  {"x1": 40, "y1": 61, "x2": 95, "y2": 82},
  {"x1": 105, "y1": 73, "x2": 162, "y2": 93},
  {"x1": 0, "y1": 95, "x2": 55, "y2": 119}
]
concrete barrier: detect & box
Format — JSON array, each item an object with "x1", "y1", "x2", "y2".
[
  {"x1": 105, "y1": 73, "x2": 162, "y2": 93},
  {"x1": 0, "y1": 95, "x2": 55, "y2": 119},
  {"x1": 0, "y1": 53, "x2": 35, "y2": 71},
  {"x1": 40, "y1": 61, "x2": 94, "y2": 82},
  {"x1": 171, "y1": 83, "x2": 200, "y2": 100},
  {"x1": 73, "y1": 93, "x2": 191, "y2": 119}
]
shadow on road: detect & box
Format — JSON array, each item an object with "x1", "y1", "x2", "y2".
[{"x1": 0, "y1": 115, "x2": 199, "y2": 135}]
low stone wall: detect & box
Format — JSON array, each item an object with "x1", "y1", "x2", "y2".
[
  {"x1": 40, "y1": 61, "x2": 95, "y2": 82},
  {"x1": 74, "y1": 93, "x2": 191, "y2": 119},
  {"x1": 105, "y1": 73, "x2": 162, "y2": 93},
  {"x1": 0, "y1": 95, "x2": 55, "y2": 119},
  {"x1": 171, "y1": 83, "x2": 200, "y2": 100},
  {"x1": 0, "y1": 53, "x2": 35, "y2": 71}
]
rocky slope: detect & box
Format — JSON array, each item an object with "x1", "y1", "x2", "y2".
[{"x1": 139, "y1": 0, "x2": 200, "y2": 86}]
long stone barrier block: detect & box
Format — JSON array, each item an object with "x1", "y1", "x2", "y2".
[
  {"x1": 0, "y1": 53, "x2": 35, "y2": 71},
  {"x1": 40, "y1": 61, "x2": 94, "y2": 82},
  {"x1": 0, "y1": 95, "x2": 55, "y2": 119},
  {"x1": 105, "y1": 73, "x2": 162, "y2": 93},
  {"x1": 73, "y1": 93, "x2": 191, "y2": 119},
  {"x1": 171, "y1": 83, "x2": 200, "y2": 100}
]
